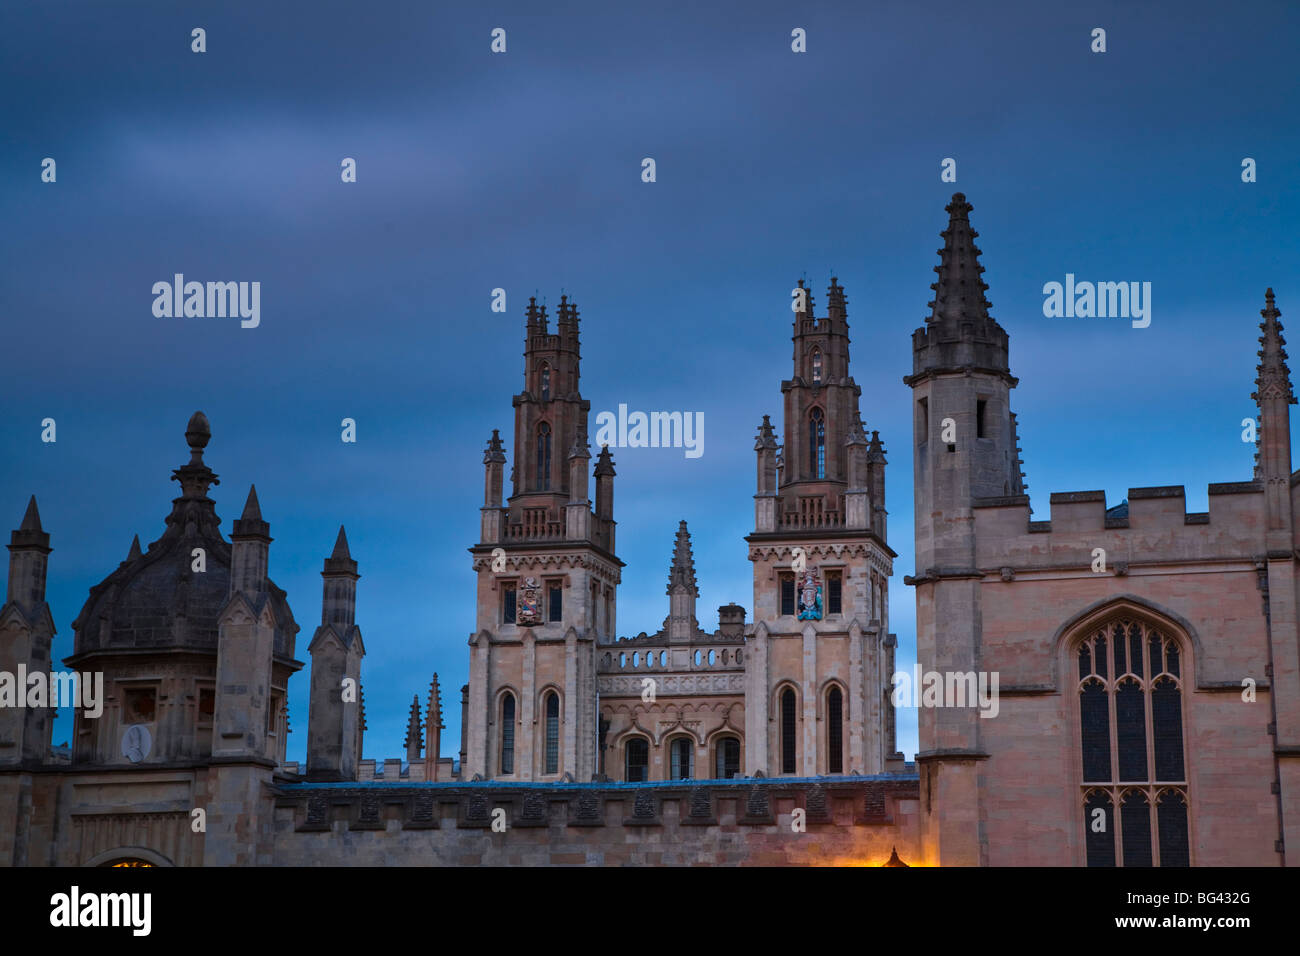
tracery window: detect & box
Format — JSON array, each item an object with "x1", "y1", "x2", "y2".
[
  {"x1": 540, "y1": 363, "x2": 551, "y2": 401},
  {"x1": 811, "y1": 348, "x2": 823, "y2": 384},
  {"x1": 1076, "y1": 618, "x2": 1189, "y2": 866}
]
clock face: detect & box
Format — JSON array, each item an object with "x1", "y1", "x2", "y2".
[{"x1": 121, "y1": 724, "x2": 153, "y2": 763}]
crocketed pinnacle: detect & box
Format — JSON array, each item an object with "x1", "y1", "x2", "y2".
[
  {"x1": 1254, "y1": 288, "x2": 1296, "y2": 406},
  {"x1": 927, "y1": 192, "x2": 993, "y2": 328},
  {"x1": 667, "y1": 520, "x2": 699, "y2": 596}
]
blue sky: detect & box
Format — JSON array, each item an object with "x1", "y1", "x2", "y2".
[{"x1": 2, "y1": 0, "x2": 1298, "y2": 763}]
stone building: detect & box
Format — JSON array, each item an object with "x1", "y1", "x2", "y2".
[{"x1": 0, "y1": 193, "x2": 1294, "y2": 866}]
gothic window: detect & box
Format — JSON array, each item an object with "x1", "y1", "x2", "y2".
[
  {"x1": 780, "y1": 687, "x2": 797, "y2": 774},
  {"x1": 547, "y1": 583, "x2": 562, "y2": 624},
  {"x1": 536, "y1": 423, "x2": 552, "y2": 491},
  {"x1": 669, "y1": 737, "x2": 693, "y2": 780},
  {"x1": 811, "y1": 348, "x2": 823, "y2": 384},
  {"x1": 976, "y1": 399, "x2": 987, "y2": 438},
  {"x1": 809, "y1": 407, "x2": 826, "y2": 479},
  {"x1": 714, "y1": 736, "x2": 741, "y2": 779},
  {"x1": 502, "y1": 583, "x2": 516, "y2": 624},
  {"x1": 500, "y1": 693, "x2": 516, "y2": 775},
  {"x1": 543, "y1": 691, "x2": 560, "y2": 774},
  {"x1": 625, "y1": 737, "x2": 649, "y2": 782},
  {"x1": 827, "y1": 572, "x2": 842, "y2": 615},
  {"x1": 540, "y1": 363, "x2": 551, "y2": 401},
  {"x1": 779, "y1": 573, "x2": 795, "y2": 616},
  {"x1": 1075, "y1": 617, "x2": 1189, "y2": 866},
  {"x1": 827, "y1": 686, "x2": 844, "y2": 773}
]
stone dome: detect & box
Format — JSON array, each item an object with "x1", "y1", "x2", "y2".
[{"x1": 70, "y1": 412, "x2": 297, "y2": 659}]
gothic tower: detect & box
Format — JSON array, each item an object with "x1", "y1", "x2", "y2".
[
  {"x1": 305, "y1": 527, "x2": 365, "y2": 781},
  {"x1": 0, "y1": 497, "x2": 55, "y2": 768},
  {"x1": 466, "y1": 294, "x2": 623, "y2": 781},
  {"x1": 745, "y1": 277, "x2": 897, "y2": 777},
  {"x1": 904, "y1": 193, "x2": 1021, "y2": 865}
]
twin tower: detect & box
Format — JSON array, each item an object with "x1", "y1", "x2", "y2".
[{"x1": 467, "y1": 265, "x2": 902, "y2": 782}]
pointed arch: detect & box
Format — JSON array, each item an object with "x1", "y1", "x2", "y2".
[
  {"x1": 808, "y1": 406, "x2": 826, "y2": 479},
  {"x1": 536, "y1": 422, "x2": 552, "y2": 491}
]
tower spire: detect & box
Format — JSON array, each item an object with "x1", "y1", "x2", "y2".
[
  {"x1": 1254, "y1": 288, "x2": 1295, "y2": 406},
  {"x1": 928, "y1": 192, "x2": 992, "y2": 329},
  {"x1": 667, "y1": 520, "x2": 699, "y2": 596},
  {"x1": 404, "y1": 695, "x2": 423, "y2": 762},
  {"x1": 664, "y1": 521, "x2": 699, "y2": 642}
]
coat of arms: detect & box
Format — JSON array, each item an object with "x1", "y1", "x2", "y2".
[
  {"x1": 517, "y1": 576, "x2": 542, "y2": 626},
  {"x1": 796, "y1": 568, "x2": 823, "y2": 621}
]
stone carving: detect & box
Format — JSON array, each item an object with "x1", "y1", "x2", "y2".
[{"x1": 797, "y1": 567, "x2": 823, "y2": 620}]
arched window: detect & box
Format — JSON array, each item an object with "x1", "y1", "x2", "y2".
[
  {"x1": 826, "y1": 686, "x2": 843, "y2": 773},
  {"x1": 714, "y1": 736, "x2": 741, "y2": 779},
  {"x1": 536, "y1": 423, "x2": 552, "y2": 491},
  {"x1": 780, "y1": 688, "x2": 797, "y2": 774},
  {"x1": 669, "y1": 737, "x2": 693, "y2": 780},
  {"x1": 811, "y1": 349, "x2": 823, "y2": 384},
  {"x1": 1075, "y1": 618, "x2": 1188, "y2": 866},
  {"x1": 625, "y1": 737, "x2": 649, "y2": 782},
  {"x1": 499, "y1": 692, "x2": 516, "y2": 775},
  {"x1": 540, "y1": 363, "x2": 551, "y2": 401},
  {"x1": 543, "y1": 691, "x2": 560, "y2": 774},
  {"x1": 809, "y1": 408, "x2": 825, "y2": 479}
]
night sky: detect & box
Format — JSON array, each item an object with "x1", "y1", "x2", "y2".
[{"x1": 3, "y1": 0, "x2": 1298, "y2": 763}]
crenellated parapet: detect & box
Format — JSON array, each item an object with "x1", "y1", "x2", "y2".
[{"x1": 268, "y1": 774, "x2": 922, "y2": 865}]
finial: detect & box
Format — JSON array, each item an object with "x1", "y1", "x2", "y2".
[
  {"x1": 185, "y1": 411, "x2": 211, "y2": 463},
  {"x1": 126, "y1": 534, "x2": 142, "y2": 562}
]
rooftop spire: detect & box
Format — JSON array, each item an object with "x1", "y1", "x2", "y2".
[
  {"x1": 483, "y1": 429, "x2": 506, "y2": 464},
  {"x1": 19, "y1": 495, "x2": 41, "y2": 532},
  {"x1": 1254, "y1": 288, "x2": 1296, "y2": 406},
  {"x1": 240, "y1": 484, "x2": 263, "y2": 521},
  {"x1": 754, "y1": 414, "x2": 778, "y2": 450},
  {"x1": 667, "y1": 520, "x2": 698, "y2": 595},
  {"x1": 404, "y1": 695, "x2": 423, "y2": 760},
  {"x1": 594, "y1": 444, "x2": 616, "y2": 476},
  {"x1": 928, "y1": 192, "x2": 992, "y2": 328},
  {"x1": 126, "y1": 534, "x2": 142, "y2": 562}
]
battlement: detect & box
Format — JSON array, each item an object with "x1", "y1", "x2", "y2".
[
  {"x1": 280, "y1": 757, "x2": 458, "y2": 783},
  {"x1": 269, "y1": 774, "x2": 922, "y2": 866},
  {"x1": 967, "y1": 481, "x2": 1267, "y2": 575}
]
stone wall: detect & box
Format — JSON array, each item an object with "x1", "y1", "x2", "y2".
[{"x1": 268, "y1": 775, "x2": 921, "y2": 866}]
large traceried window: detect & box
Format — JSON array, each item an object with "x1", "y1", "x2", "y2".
[
  {"x1": 809, "y1": 408, "x2": 826, "y2": 479},
  {"x1": 1076, "y1": 618, "x2": 1189, "y2": 866}
]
